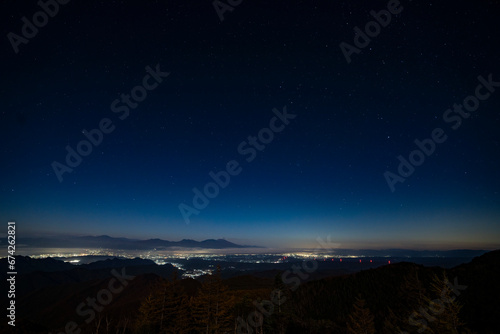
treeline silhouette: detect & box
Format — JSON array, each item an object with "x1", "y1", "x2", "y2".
[
  {"x1": 3, "y1": 250, "x2": 499, "y2": 333},
  {"x1": 132, "y1": 265, "x2": 480, "y2": 334}
]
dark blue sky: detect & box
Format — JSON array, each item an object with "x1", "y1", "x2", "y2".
[{"x1": 1, "y1": 0, "x2": 499, "y2": 249}]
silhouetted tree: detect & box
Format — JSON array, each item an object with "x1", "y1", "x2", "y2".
[
  {"x1": 265, "y1": 274, "x2": 292, "y2": 334},
  {"x1": 135, "y1": 270, "x2": 190, "y2": 334},
  {"x1": 192, "y1": 265, "x2": 233, "y2": 334},
  {"x1": 381, "y1": 307, "x2": 405, "y2": 334},
  {"x1": 347, "y1": 295, "x2": 375, "y2": 334},
  {"x1": 136, "y1": 293, "x2": 161, "y2": 333},
  {"x1": 425, "y1": 272, "x2": 465, "y2": 334}
]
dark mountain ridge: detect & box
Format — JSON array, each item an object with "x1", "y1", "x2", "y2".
[{"x1": 14, "y1": 235, "x2": 258, "y2": 250}]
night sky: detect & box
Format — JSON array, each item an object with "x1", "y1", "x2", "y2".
[{"x1": 1, "y1": 0, "x2": 499, "y2": 249}]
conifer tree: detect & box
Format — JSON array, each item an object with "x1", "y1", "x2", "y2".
[
  {"x1": 265, "y1": 273, "x2": 292, "y2": 334},
  {"x1": 161, "y1": 270, "x2": 191, "y2": 334},
  {"x1": 425, "y1": 272, "x2": 465, "y2": 334},
  {"x1": 136, "y1": 294, "x2": 161, "y2": 333},
  {"x1": 347, "y1": 295, "x2": 375, "y2": 334},
  {"x1": 192, "y1": 265, "x2": 233, "y2": 333},
  {"x1": 402, "y1": 266, "x2": 427, "y2": 310},
  {"x1": 135, "y1": 270, "x2": 191, "y2": 334},
  {"x1": 381, "y1": 307, "x2": 405, "y2": 334}
]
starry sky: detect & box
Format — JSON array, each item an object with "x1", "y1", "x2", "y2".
[{"x1": 1, "y1": 0, "x2": 499, "y2": 250}]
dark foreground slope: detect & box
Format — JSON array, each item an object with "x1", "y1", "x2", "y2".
[
  {"x1": 285, "y1": 250, "x2": 500, "y2": 333},
  {"x1": 1, "y1": 250, "x2": 498, "y2": 333}
]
